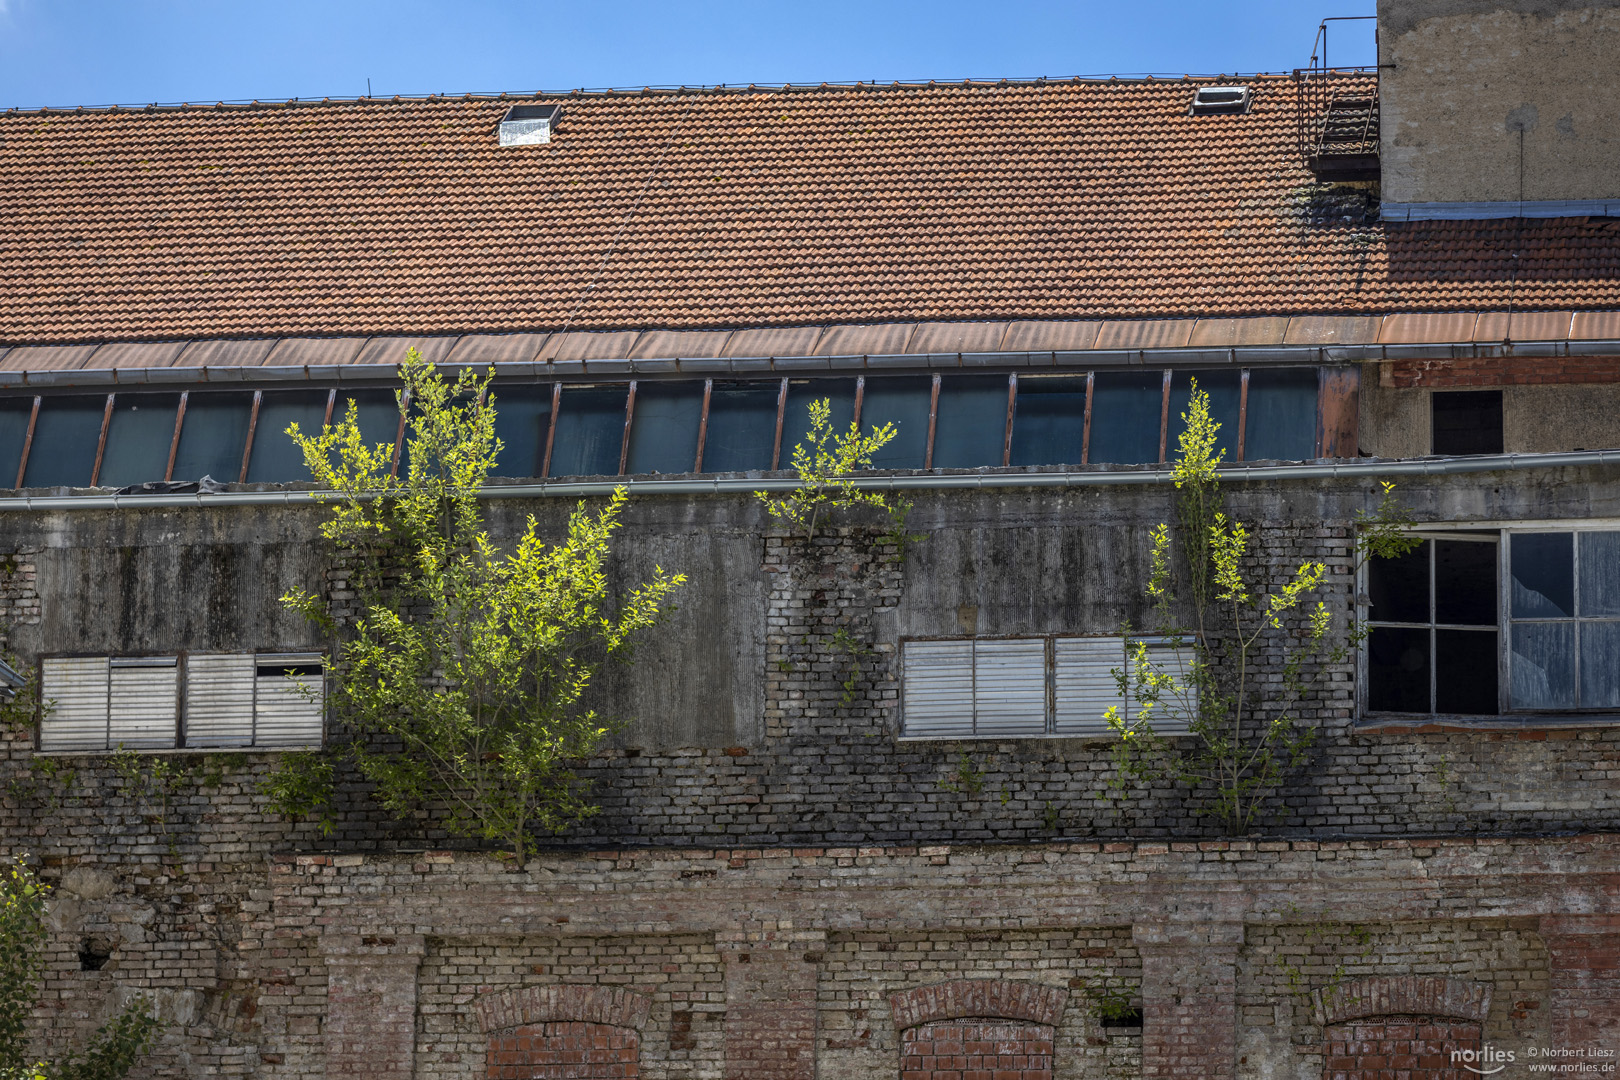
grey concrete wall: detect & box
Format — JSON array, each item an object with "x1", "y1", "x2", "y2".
[
  {"x1": 1359, "y1": 369, "x2": 1431, "y2": 458},
  {"x1": 1358, "y1": 375, "x2": 1620, "y2": 457},
  {"x1": 1379, "y1": 0, "x2": 1620, "y2": 203}
]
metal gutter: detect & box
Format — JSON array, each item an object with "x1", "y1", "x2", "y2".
[
  {"x1": 0, "y1": 450, "x2": 1615, "y2": 511},
  {"x1": 1382, "y1": 198, "x2": 1620, "y2": 222}
]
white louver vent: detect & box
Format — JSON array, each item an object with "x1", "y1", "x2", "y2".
[
  {"x1": 1054, "y1": 638, "x2": 1196, "y2": 737},
  {"x1": 185, "y1": 652, "x2": 257, "y2": 748},
  {"x1": 109, "y1": 657, "x2": 178, "y2": 749},
  {"x1": 39, "y1": 656, "x2": 110, "y2": 751},
  {"x1": 252, "y1": 654, "x2": 325, "y2": 747},
  {"x1": 969, "y1": 639, "x2": 1047, "y2": 736}
]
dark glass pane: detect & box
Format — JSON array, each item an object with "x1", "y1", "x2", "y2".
[
  {"x1": 1512, "y1": 532, "x2": 1574, "y2": 618},
  {"x1": 1088, "y1": 371, "x2": 1163, "y2": 465},
  {"x1": 549, "y1": 386, "x2": 628, "y2": 478},
  {"x1": 489, "y1": 385, "x2": 552, "y2": 479},
  {"x1": 246, "y1": 390, "x2": 330, "y2": 483},
  {"x1": 1169, "y1": 371, "x2": 1240, "y2": 460},
  {"x1": 1579, "y1": 532, "x2": 1620, "y2": 617},
  {"x1": 1512, "y1": 621, "x2": 1575, "y2": 709},
  {"x1": 336, "y1": 389, "x2": 402, "y2": 453},
  {"x1": 702, "y1": 382, "x2": 779, "y2": 473},
  {"x1": 861, "y1": 376, "x2": 931, "y2": 470},
  {"x1": 1436, "y1": 629, "x2": 1499, "y2": 714},
  {"x1": 1368, "y1": 541, "x2": 1430, "y2": 624},
  {"x1": 0, "y1": 399, "x2": 35, "y2": 489},
  {"x1": 1434, "y1": 540, "x2": 1497, "y2": 626},
  {"x1": 625, "y1": 381, "x2": 703, "y2": 475},
  {"x1": 97, "y1": 393, "x2": 181, "y2": 488},
  {"x1": 23, "y1": 395, "x2": 106, "y2": 488},
  {"x1": 1432, "y1": 390, "x2": 1503, "y2": 455},
  {"x1": 1244, "y1": 368, "x2": 1319, "y2": 462},
  {"x1": 1009, "y1": 376, "x2": 1087, "y2": 467},
  {"x1": 1368, "y1": 626, "x2": 1431, "y2": 712},
  {"x1": 171, "y1": 393, "x2": 253, "y2": 483},
  {"x1": 1581, "y1": 621, "x2": 1620, "y2": 709},
  {"x1": 932, "y1": 374, "x2": 1007, "y2": 469},
  {"x1": 782, "y1": 379, "x2": 856, "y2": 465}
]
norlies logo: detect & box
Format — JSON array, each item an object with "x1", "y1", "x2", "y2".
[{"x1": 1453, "y1": 1045, "x2": 1516, "y2": 1075}]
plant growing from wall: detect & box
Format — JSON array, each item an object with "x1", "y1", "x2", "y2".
[
  {"x1": 756, "y1": 398, "x2": 910, "y2": 543},
  {"x1": 1104, "y1": 382, "x2": 1420, "y2": 835},
  {"x1": 0, "y1": 857, "x2": 163, "y2": 1080},
  {"x1": 266, "y1": 349, "x2": 686, "y2": 862}
]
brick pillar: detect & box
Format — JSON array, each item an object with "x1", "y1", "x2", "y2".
[
  {"x1": 1542, "y1": 915, "x2": 1620, "y2": 1051},
  {"x1": 322, "y1": 934, "x2": 425, "y2": 1078},
  {"x1": 719, "y1": 932, "x2": 822, "y2": 1080},
  {"x1": 1134, "y1": 922, "x2": 1242, "y2": 1080}
]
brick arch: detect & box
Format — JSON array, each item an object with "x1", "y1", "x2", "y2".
[
  {"x1": 474, "y1": 984, "x2": 653, "y2": 1034},
  {"x1": 888, "y1": 979, "x2": 1069, "y2": 1031},
  {"x1": 1313, "y1": 976, "x2": 1493, "y2": 1027}
]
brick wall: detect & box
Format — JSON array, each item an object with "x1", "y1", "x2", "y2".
[
  {"x1": 901, "y1": 1020, "x2": 1054, "y2": 1080},
  {"x1": 486, "y1": 1022, "x2": 639, "y2": 1080},
  {"x1": 1322, "y1": 1016, "x2": 1479, "y2": 1080}
]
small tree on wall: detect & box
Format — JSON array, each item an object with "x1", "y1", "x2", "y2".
[
  {"x1": 264, "y1": 350, "x2": 686, "y2": 862},
  {"x1": 0, "y1": 857, "x2": 163, "y2": 1080},
  {"x1": 1105, "y1": 383, "x2": 1417, "y2": 834}
]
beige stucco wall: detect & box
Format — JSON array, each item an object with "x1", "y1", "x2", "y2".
[
  {"x1": 1360, "y1": 370, "x2": 1620, "y2": 456},
  {"x1": 1379, "y1": 0, "x2": 1620, "y2": 204}
]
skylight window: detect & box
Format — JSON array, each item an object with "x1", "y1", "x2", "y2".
[
  {"x1": 1190, "y1": 86, "x2": 1251, "y2": 116},
  {"x1": 499, "y1": 104, "x2": 562, "y2": 146}
]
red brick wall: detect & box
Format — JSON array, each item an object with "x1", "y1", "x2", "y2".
[
  {"x1": 899, "y1": 1019, "x2": 1054, "y2": 1080},
  {"x1": 1386, "y1": 355, "x2": 1620, "y2": 388},
  {"x1": 1322, "y1": 1015, "x2": 1480, "y2": 1080},
  {"x1": 487, "y1": 1021, "x2": 639, "y2": 1080}
]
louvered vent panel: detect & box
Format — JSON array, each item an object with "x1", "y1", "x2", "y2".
[
  {"x1": 253, "y1": 653, "x2": 325, "y2": 747},
  {"x1": 1054, "y1": 638, "x2": 1196, "y2": 736},
  {"x1": 972, "y1": 639, "x2": 1048, "y2": 736},
  {"x1": 901, "y1": 640, "x2": 976, "y2": 738},
  {"x1": 40, "y1": 656, "x2": 109, "y2": 752},
  {"x1": 109, "y1": 658, "x2": 178, "y2": 749},
  {"x1": 185, "y1": 653, "x2": 256, "y2": 748}
]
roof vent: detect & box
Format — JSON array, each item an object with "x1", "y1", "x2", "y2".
[
  {"x1": 499, "y1": 104, "x2": 562, "y2": 147},
  {"x1": 1190, "y1": 86, "x2": 1251, "y2": 116}
]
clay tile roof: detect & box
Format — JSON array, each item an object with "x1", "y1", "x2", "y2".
[{"x1": 3, "y1": 78, "x2": 1619, "y2": 347}]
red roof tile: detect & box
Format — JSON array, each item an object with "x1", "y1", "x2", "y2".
[{"x1": 3, "y1": 79, "x2": 1619, "y2": 346}]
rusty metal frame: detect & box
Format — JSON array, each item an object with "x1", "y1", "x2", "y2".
[
  {"x1": 924, "y1": 373, "x2": 941, "y2": 471},
  {"x1": 541, "y1": 383, "x2": 562, "y2": 478},
  {"x1": 693, "y1": 379, "x2": 713, "y2": 473},
  {"x1": 164, "y1": 392, "x2": 188, "y2": 482},
  {"x1": 1157, "y1": 370, "x2": 1172, "y2": 463},
  {"x1": 89, "y1": 394, "x2": 115, "y2": 487},
  {"x1": 1002, "y1": 374, "x2": 1017, "y2": 467},
  {"x1": 1236, "y1": 370, "x2": 1250, "y2": 462},
  {"x1": 16, "y1": 397, "x2": 40, "y2": 489},
  {"x1": 619, "y1": 381, "x2": 637, "y2": 476},
  {"x1": 239, "y1": 391, "x2": 263, "y2": 484},
  {"x1": 770, "y1": 377, "x2": 788, "y2": 471},
  {"x1": 1080, "y1": 372, "x2": 1095, "y2": 466}
]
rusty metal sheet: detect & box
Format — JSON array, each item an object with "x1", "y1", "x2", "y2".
[
  {"x1": 1569, "y1": 311, "x2": 1620, "y2": 340},
  {"x1": 173, "y1": 339, "x2": 278, "y2": 368},
  {"x1": 86, "y1": 341, "x2": 189, "y2": 368},
  {"x1": 722, "y1": 326, "x2": 824, "y2": 358},
  {"x1": 1283, "y1": 316, "x2": 1382, "y2": 346},
  {"x1": 1189, "y1": 318, "x2": 1289, "y2": 347},
  {"x1": 1378, "y1": 313, "x2": 1479, "y2": 344},
  {"x1": 0, "y1": 344, "x2": 104, "y2": 371},
  {"x1": 542, "y1": 331, "x2": 640, "y2": 363},
  {"x1": 1474, "y1": 311, "x2": 1574, "y2": 342},
  {"x1": 445, "y1": 334, "x2": 549, "y2": 367},
  {"x1": 1318, "y1": 367, "x2": 1360, "y2": 459},
  {"x1": 815, "y1": 323, "x2": 916, "y2": 356},
  {"x1": 354, "y1": 336, "x2": 460, "y2": 367},
  {"x1": 629, "y1": 330, "x2": 734, "y2": 360},
  {"x1": 1000, "y1": 321, "x2": 1101, "y2": 352},
  {"x1": 1094, "y1": 320, "x2": 1196, "y2": 350},
  {"x1": 906, "y1": 322, "x2": 1010, "y2": 354},
  {"x1": 263, "y1": 337, "x2": 368, "y2": 367}
]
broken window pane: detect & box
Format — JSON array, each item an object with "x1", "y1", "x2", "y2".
[
  {"x1": 1368, "y1": 541, "x2": 1430, "y2": 624},
  {"x1": 1088, "y1": 371, "x2": 1163, "y2": 465},
  {"x1": 1243, "y1": 368, "x2": 1319, "y2": 461},
  {"x1": 1512, "y1": 621, "x2": 1575, "y2": 709},
  {"x1": 1436, "y1": 629, "x2": 1498, "y2": 714},
  {"x1": 0, "y1": 399, "x2": 35, "y2": 488},
  {"x1": 1368, "y1": 626, "x2": 1430, "y2": 712},
  {"x1": 625, "y1": 381, "x2": 704, "y2": 475},
  {"x1": 97, "y1": 393, "x2": 182, "y2": 488},
  {"x1": 489, "y1": 385, "x2": 553, "y2": 479},
  {"x1": 702, "y1": 382, "x2": 779, "y2": 473},
  {"x1": 932, "y1": 375, "x2": 1007, "y2": 469},
  {"x1": 24, "y1": 395, "x2": 107, "y2": 488},
  {"x1": 548, "y1": 386, "x2": 628, "y2": 477},
  {"x1": 1009, "y1": 376, "x2": 1087, "y2": 467},
  {"x1": 171, "y1": 393, "x2": 253, "y2": 483},
  {"x1": 782, "y1": 379, "x2": 855, "y2": 461},
  {"x1": 1435, "y1": 540, "x2": 1497, "y2": 626},
  {"x1": 1579, "y1": 531, "x2": 1620, "y2": 617},
  {"x1": 1512, "y1": 533, "x2": 1575, "y2": 618},
  {"x1": 245, "y1": 390, "x2": 330, "y2": 483},
  {"x1": 1581, "y1": 621, "x2": 1620, "y2": 709},
  {"x1": 1169, "y1": 371, "x2": 1240, "y2": 459},
  {"x1": 860, "y1": 376, "x2": 931, "y2": 470},
  {"x1": 1432, "y1": 390, "x2": 1503, "y2": 456}
]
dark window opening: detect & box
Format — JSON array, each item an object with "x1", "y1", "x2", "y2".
[
  {"x1": 246, "y1": 390, "x2": 331, "y2": 484},
  {"x1": 1088, "y1": 371, "x2": 1163, "y2": 465},
  {"x1": 860, "y1": 375, "x2": 932, "y2": 469},
  {"x1": 1244, "y1": 368, "x2": 1319, "y2": 461},
  {"x1": 548, "y1": 386, "x2": 629, "y2": 478},
  {"x1": 1009, "y1": 375, "x2": 1087, "y2": 467},
  {"x1": 1367, "y1": 536, "x2": 1500, "y2": 715},
  {"x1": 79, "y1": 937, "x2": 112, "y2": 972},
  {"x1": 97, "y1": 393, "x2": 181, "y2": 489},
  {"x1": 1432, "y1": 390, "x2": 1503, "y2": 456},
  {"x1": 931, "y1": 375, "x2": 1008, "y2": 468},
  {"x1": 23, "y1": 395, "x2": 106, "y2": 488},
  {"x1": 489, "y1": 384, "x2": 553, "y2": 479},
  {"x1": 172, "y1": 392, "x2": 253, "y2": 483},
  {"x1": 1170, "y1": 371, "x2": 1241, "y2": 460},
  {"x1": 1100, "y1": 1008, "x2": 1144, "y2": 1029},
  {"x1": 782, "y1": 379, "x2": 855, "y2": 462},
  {"x1": 702, "y1": 381, "x2": 780, "y2": 473},
  {"x1": 624, "y1": 381, "x2": 704, "y2": 475}
]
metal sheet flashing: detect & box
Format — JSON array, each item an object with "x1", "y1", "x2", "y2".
[{"x1": 1383, "y1": 199, "x2": 1620, "y2": 221}]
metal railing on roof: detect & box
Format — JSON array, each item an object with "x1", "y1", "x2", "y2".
[{"x1": 1294, "y1": 17, "x2": 1381, "y2": 183}]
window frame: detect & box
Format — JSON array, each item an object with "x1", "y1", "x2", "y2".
[{"x1": 1357, "y1": 519, "x2": 1620, "y2": 724}]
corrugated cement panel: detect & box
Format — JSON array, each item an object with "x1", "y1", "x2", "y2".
[
  {"x1": 906, "y1": 322, "x2": 1009, "y2": 355},
  {"x1": 173, "y1": 339, "x2": 278, "y2": 368},
  {"x1": 263, "y1": 337, "x2": 368, "y2": 367},
  {"x1": 723, "y1": 326, "x2": 824, "y2": 358},
  {"x1": 1570, "y1": 312, "x2": 1620, "y2": 341},
  {"x1": 815, "y1": 323, "x2": 916, "y2": 357}
]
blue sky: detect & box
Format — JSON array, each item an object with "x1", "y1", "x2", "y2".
[{"x1": 0, "y1": 0, "x2": 1376, "y2": 110}]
